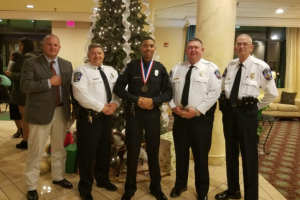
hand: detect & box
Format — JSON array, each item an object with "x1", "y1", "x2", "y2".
[
  {"x1": 138, "y1": 97, "x2": 153, "y2": 109},
  {"x1": 172, "y1": 106, "x2": 184, "y2": 116},
  {"x1": 182, "y1": 108, "x2": 199, "y2": 119},
  {"x1": 5, "y1": 71, "x2": 11, "y2": 77},
  {"x1": 50, "y1": 75, "x2": 62, "y2": 86},
  {"x1": 102, "y1": 105, "x2": 110, "y2": 114},
  {"x1": 103, "y1": 103, "x2": 118, "y2": 115}
]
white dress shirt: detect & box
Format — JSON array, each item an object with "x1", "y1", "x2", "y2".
[
  {"x1": 222, "y1": 55, "x2": 278, "y2": 110},
  {"x1": 169, "y1": 58, "x2": 222, "y2": 115},
  {"x1": 72, "y1": 62, "x2": 121, "y2": 112}
]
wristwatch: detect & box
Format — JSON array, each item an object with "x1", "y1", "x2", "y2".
[{"x1": 195, "y1": 109, "x2": 201, "y2": 117}]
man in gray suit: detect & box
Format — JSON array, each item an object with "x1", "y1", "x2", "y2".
[{"x1": 21, "y1": 34, "x2": 73, "y2": 200}]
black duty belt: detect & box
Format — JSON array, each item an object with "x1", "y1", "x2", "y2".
[
  {"x1": 79, "y1": 106, "x2": 104, "y2": 118},
  {"x1": 226, "y1": 97, "x2": 258, "y2": 110}
]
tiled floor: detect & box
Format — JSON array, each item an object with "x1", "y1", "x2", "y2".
[{"x1": 0, "y1": 117, "x2": 286, "y2": 199}]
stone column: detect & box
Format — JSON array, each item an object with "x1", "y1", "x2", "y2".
[{"x1": 195, "y1": 0, "x2": 237, "y2": 165}]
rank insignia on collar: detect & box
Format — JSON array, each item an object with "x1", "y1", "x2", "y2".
[
  {"x1": 111, "y1": 73, "x2": 114, "y2": 78},
  {"x1": 214, "y1": 69, "x2": 221, "y2": 80},
  {"x1": 200, "y1": 71, "x2": 204, "y2": 77},
  {"x1": 222, "y1": 68, "x2": 227, "y2": 77},
  {"x1": 262, "y1": 68, "x2": 273, "y2": 80},
  {"x1": 250, "y1": 73, "x2": 255, "y2": 79},
  {"x1": 120, "y1": 66, "x2": 127, "y2": 75},
  {"x1": 73, "y1": 72, "x2": 82, "y2": 82}
]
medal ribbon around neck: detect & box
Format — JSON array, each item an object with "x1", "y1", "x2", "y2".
[{"x1": 140, "y1": 58, "x2": 154, "y2": 85}]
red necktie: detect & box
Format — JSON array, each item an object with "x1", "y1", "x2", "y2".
[{"x1": 50, "y1": 61, "x2": 61, "y2": 107}]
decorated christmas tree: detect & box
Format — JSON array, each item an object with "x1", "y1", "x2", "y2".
[
  {"x1": 91, "y1": 0, "x2": 149, "y2": 132},
  {"x1": 86, "y1": 0, "x2": 168, "y2": 135}
]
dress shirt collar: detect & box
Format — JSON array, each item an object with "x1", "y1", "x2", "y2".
[
  {"x1": 44, "y1": 55, "x2": 58, "y2": 64},
  {"x1": 88, "y1": 62, "x2": 104, "y2": 69},
  {"x1": 238, "y1": 55, "x2": 252, "y2": 69},
  {"x1": 186, "y1": 58, "x2": 202, "y2": 69}
]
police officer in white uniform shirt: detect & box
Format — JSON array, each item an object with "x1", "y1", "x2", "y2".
[
  {"x1": 169, "y1": 38, "x2": 221, "y2": 200},
  {"x1": 215, "y1": 34, "x2": 278, "y2": 200},
  {"x1": 72, "y1": 43, "x2": 121, "y2": 200}
]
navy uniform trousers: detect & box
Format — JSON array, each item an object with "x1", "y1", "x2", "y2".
[
  {"x1": 172, "y1": 113, "x2": 214, "y2": 196},
  {"x1": 222, "y1": 102, "x2": 259, "y2": 200},
  {"x1": 124, "y1": 107, "x2": 162, "y2": 195},
  {"x1": 77, "y1": 114, "x2": 112, "y2": 196}
]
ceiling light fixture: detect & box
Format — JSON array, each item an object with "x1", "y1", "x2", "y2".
[
  {"x1": 27, "y1": 5, "x2": 34, "y2": 8},
  {"x1": 0, "y1": 19, "x2": 2, "y2": 22},
  {"x1": 276, "y1": 9, "x2": 283, "y2": 13},
  {"x1": 271, "y1": 35, "x2": 278, "y2": 40}
]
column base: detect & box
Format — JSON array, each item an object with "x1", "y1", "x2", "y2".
[{"x1": 208, "y1": 155, "x2": 226, "y2": 166}]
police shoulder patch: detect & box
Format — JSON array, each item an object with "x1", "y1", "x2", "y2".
[
  {"x1": 262, "y1": 68, "x2": 273, "y2": 81},
  {"x1": 73, "y1": 72, "x2": 82, "y2": 82},
  {"x1": 214, "y1": 69, "x2": 222, "y2": 80},
  {"x1": 222, "y1": 68, "x2": 227, "y2": 77},
  {"x1": 120, "y1": 66, "x2": 127, "y2": 75}
]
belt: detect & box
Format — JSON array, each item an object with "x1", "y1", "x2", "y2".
[
  {"x1": 125, "y1": 102, "x2": 161, "y2": 110},
  {"x1": 226, "y1": 99, "x2": 243, "y2": 107},
  {"x1": 79, "y1": 106, "x2": 104, "y2": 118}
]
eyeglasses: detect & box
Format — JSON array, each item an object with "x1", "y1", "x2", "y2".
[{"x1": 236, "y1": 42, "x2": 250, "y2": 47}]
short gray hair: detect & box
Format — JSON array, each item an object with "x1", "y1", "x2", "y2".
[
  {"x1": 236, "y1": 34, "x2": 253, "y2": 44},
  {"x1": 88, "y1": 43, "x2": 104, "y2": 52},
  {"x1": 43, "y1": 34, "x2": 60, "y2": 43}
]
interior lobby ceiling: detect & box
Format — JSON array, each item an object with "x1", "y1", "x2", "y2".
[{"x1": 0, "y1": 0, "x2": 300, "y2": 26}]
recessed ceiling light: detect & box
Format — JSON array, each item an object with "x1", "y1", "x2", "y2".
[
  {"x1": 276, "y1": 9, "x2": 283, "y2": 13},
  {"x1": 27, "y1": 5, "x2": 34, "y2": 8},
  {"x1": 236, "y1": 25, "x2": 240, "y2": 28}
]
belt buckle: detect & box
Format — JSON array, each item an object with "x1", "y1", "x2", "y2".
[{"x1": 231, "y1": 103, "x2": 236, "y2": 107}]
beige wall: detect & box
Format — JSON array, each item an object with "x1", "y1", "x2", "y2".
[
  {"x1": 154, "y1": 27, "x2": 187, "y2": 72},
  {"x1": 52, "y1": 21, "x2": 90, "y2": 69}
]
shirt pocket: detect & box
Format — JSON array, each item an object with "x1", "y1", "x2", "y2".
[
  {"x1": 150, "y1": 77, "x2": 161, "y2": 91},
  {"x1": 194, "y1": 77, "x2": 209, "y2": 92},
  {"x1": 90, "y1": 78, "x2": 103, "y2": 94},
  {"x1": 172, "y1": 78, "x2": 182, "y2": 93},
  {"x1": 224, "y1": 78, "x2": 233, "y2": 93},
  {"x1": 241, "y1": 78, "x2": 260, "y2": 96}
]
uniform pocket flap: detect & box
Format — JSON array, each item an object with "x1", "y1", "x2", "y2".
[
  {"x1": 243, "y1": 78, "x2": 259, "y2": 88},
  {"x1": 90, "y1": 78, "x2": 102, "y2": 84},
  {"x1": 194, "y1": 77, "x2": 209, "y2": 83}
]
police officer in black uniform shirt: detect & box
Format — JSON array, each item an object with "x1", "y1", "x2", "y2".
[
  {"x1": 215, "y1": 34, "x2": 278, "y2": 200},
  {"x1": 113, "y1": 37, "x2": 172, "y2": 200}
]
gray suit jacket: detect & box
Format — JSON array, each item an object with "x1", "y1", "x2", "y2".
[{"x1": 21, "y1": 55, "x2": 73, "y2": 125}]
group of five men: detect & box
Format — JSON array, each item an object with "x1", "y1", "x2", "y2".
[{"x1": 21, "y1": 33, "x2": 277, "y2": 200}]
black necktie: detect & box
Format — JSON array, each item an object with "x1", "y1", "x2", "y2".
[
  {"x1": 98, "y1": 67, "x2": 112, "y2": 103},
  {"x1": 229, "y1": 63, "x2": 243, "y2": 105},
  {"x1": 181, "y1": 65, "x2": 195, "y2": 107}
]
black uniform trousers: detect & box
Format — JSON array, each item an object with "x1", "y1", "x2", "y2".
[
  {"x1": 124, "y1": 107, "x2": 162, "y2": 195},
  {"x1": 172, "y1": 112, "x2": 214, "y2": 196},
  {"x1": 222, "y1": 102, "x2": 259, "y2": 200},
  {"x1": 77, "y1": 114, "x2": 112, "y2": 196}
]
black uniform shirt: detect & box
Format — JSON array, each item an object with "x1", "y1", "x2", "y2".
[{"x1": 113, "y1": 59, "x2": 172, "y2": 105}]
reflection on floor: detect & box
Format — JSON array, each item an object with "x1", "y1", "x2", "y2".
[{"x1": 0, "y1": 119, "x2": 286, "y2": 200}]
